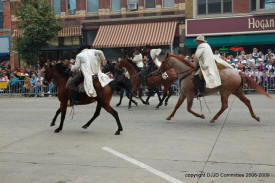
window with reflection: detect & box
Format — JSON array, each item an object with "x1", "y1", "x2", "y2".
[{"x1": 197, "y1": 0, "x2": 232, "y2": 15}]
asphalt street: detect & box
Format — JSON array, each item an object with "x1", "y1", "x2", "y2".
[{"x1": 0, "y1": 94, "x2": 274, "y2": 183}]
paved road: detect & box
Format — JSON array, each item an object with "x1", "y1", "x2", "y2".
[{"x1": 0, "y1": 95, "x2": 274, "y2": 183}]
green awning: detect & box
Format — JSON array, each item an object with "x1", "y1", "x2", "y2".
[{"x1": 184, "y1": 33, "x2": 275, "y2": 48}]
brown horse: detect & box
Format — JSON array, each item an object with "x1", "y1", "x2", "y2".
[
  {"x1": 159, "y1": 53, "x2": 272, "y2": 123},
  {"x1": 116, "y1": 58, "x2": 177, "y2": 108},
  {"x1": 42, "y1": 63, "x2": 123, "y2": 135}
]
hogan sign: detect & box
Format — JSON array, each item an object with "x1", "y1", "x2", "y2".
[{"x1": 186, "y1": 15, "x2": 275, "y2": 37}]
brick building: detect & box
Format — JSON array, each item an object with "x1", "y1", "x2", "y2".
[
  {"x1": 0, "y1": 0, "x2": 186, "y2": 69},
  {"x1": 184, "y1": 0, "x2": 275, "y2": 54}
]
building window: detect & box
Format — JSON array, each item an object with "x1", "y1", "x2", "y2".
[
  {"x1": 197, "y1": 0, "x2": 232, "y2": 15},
  {"x1": 163, "y1": 0, "x2": 174, "y2": 8},
  {"x1": 52, "y1": 0, "x2": 61, "y2": 15},
  {"x1": 127, "y1": 0, "x2": 138, "y2": 10},
  {"x1": 145, "y1": 0, "x2": 156, "y2": 9},
  {"x1": 111, "y1": 0, "x2": 121, "y2": 12},
  {"x1": 67, "y1": 0, "x2": 76, "y2": 14},
  {"x1": 87, "y1": 0, "x2": 99, "y2": 12},
  {"x1": 251, "y1": 0, "x2": 275, "y2": 11}
]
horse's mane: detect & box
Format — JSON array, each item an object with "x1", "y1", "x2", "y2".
[
  {"x1": 168, "y1": 53, "x2": 195, "y2": 69},
  {"x1": 54, "y1": 63, "x2": 70, "y2": 77}
]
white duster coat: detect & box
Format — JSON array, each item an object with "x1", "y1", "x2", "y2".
[
  {"x1": 150, "y1": 49, "x2": 162, "y2": 68},
  {"x1": 71, "y1": 49, "x2": 113, "y2": 97},
  {"x1": 194, "y1": 43, "x2": 221, "y2": 89}
]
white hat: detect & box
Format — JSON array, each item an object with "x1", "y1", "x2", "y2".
[
  {"x1": 234, "y1": 59, "x2": 239, "y2": 62},
  {"x1": 195, "y1": 35, "x2": 207, "y2": 42},
  {"x1": 258, "y1": 58, "x2": 263, "y2": 62}
]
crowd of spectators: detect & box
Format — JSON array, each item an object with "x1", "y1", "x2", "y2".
[
  {"x1": 189, "y1": 48, "x2": 275, "y2": 91},
  {"x1": 0, "y1": 64, "x2": 55, "y2": 96}
]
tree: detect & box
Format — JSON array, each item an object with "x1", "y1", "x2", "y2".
[{"x1": 15, "y1": 0, "x2": 62, "y2": 66}]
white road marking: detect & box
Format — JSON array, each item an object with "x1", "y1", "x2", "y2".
[{"x1": 102, "y1": 147, "x2": 184, "y2": 183}]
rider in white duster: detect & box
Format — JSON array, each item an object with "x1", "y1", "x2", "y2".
[{"x1": 71, "y1": 48, "x2": 113, "y2": 99}]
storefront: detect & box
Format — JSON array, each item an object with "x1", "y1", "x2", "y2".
[
  {"x1": 184, "y1": 15, "x2": 275, "y2": 53},
  {"x1": 82, "y1": 15, "x2": 184, "y2": 59}
]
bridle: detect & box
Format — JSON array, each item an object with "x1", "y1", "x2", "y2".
[{"x1": 161, "y1": 59, "x2": 194, "y2": 83}]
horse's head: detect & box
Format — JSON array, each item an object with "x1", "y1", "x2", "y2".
[
  {"x1": 41, "y1": 63, "x2": 55, "y2": 85},
  {"x1": 159, "y1": 53, "x2": 172, "y2": 72},
  {"x1": 115, "y1": 57, "x2": 127, "y2": 69}
]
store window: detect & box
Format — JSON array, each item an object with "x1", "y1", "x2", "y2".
[
  {"x1": 163, "y1": 0, "x2": 174, "y2": 8},
  {"x1": 111, "y1": 0, "x2": 121, "y2": 12},
  {"x1": 87, "y1": 0, "x2": 99, "y2": 12},
  {"x1": 0, "y1": 1, "x2": 3, "y2": 29},
  {"x1": 52, "y1": 0, "x2": 61, "y2": 15},
  {"x1": 67, "y1": 0, "x2": 76, "y2": 14},
  {"x1": 197, "y1": 0, "x2": 232, "y2": 15},
  {"x1": 145, "y1": 0, "x2": 156, "y2": 9}
]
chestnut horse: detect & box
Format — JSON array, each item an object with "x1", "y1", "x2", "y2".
[
  {"x1": 116, "y1": 58, "x2": 177, "y2": 108},
  {"x1": 159, "y1": 53, "x2": 272, "y2": 123},
  {"x1": 42, "y1": 63, "x2": 123, "y2": 135}
]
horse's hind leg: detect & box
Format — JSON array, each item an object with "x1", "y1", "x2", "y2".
[
  {"x1": 127, "y1": 90, "x2": 138, "y2": 106},
  {"x1": 51, "y1": 108, "x2": 60, "y2": 126},
  {"x1": 82, "y1": 103, "x2": 102, "y2": 129},
  {"x1": 116, "y1": 90, "x2": 123, "y2": 107},
  {"x1": 167, "y1": 94, "x2": 186, "y2": 120},
  {"x1": 187, "y1": 96, "x2": 205, "y2": 119},
  {"x1": 233, "y1": 90, "x2": 260, "y2": 122},
  {"x1": 103, "y1": 104, "x2": 123, "y2": 135},
  {"x1": 55, "y1": 102, "x2": 67, "y2": 133},
  {"x1": 210, "y1": 92, "x2": 230, "y2": 123}
]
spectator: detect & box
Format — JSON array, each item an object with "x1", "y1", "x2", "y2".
[
  {"x1": 22, "y1": 73, "x2": 30, "y2": 96},
  {"x1": 252, "y1": 48, "x2": 259, "y2": 60},
  {"x1": 47, "y1": 80, "x2": 55, "y2": 96}
]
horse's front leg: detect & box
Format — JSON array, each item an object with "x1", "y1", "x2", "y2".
[
  {"x1": 82, "y1": 102, "x2": 102, "y2": 129},
  {"x1": 145, "y1": 89, "x2": 154, "y2": 105},
  {"x1": 165, "y1": 88, "x2": 174, "y2": 106},
  {"x1": 167, "y1": 94, "x2": 186, "y2": 120},
  {"x1": 51, "y1": 108, "x2": 60, "y2": 126},
  {"x1": 138, "y1": 88, "x2": 147, "y2": 105},
  {"x1": 186, "y1": 96, "x2": 205, "y2": 119},
  {"x1": 55, "y1": 101, "x2": 67, "y2": 133}
]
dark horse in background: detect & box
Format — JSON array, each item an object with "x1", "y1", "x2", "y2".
[
  {"x1": 102, "y1": 61, "x2": 138, "y2": 109},
  {"x1": 116, "y1": 57, "x2": 177, "y2": 109},
  {"x1": 42, "y1": 63, "x2": 123, "y2": 135}
]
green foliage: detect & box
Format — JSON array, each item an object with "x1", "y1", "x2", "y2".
[{"x1": 15, "y1": 0, "x2": 62, "y2": 66}]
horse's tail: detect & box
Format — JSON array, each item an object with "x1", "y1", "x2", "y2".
[{"x1": 239, "y1": 72, "x2": 273, "y2": 99}]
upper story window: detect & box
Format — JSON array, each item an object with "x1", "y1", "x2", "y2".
[
  {"x1": 87, "y1": 0, "x2": 99, "y2": 12},
  {"x1": 197, "y1": 0, "x2": 232, "y2": 15},
  {"x1": 127, "y1": 0, "x2": 138, "y2": 11},
  {"x1": 67, "y1": 0, "x2": 76, "y2": 14},
  {"x1": 0, "y1": 1, "x2": 3, "y2": 29},
  {"x1": 52, "y1": 0, "x2": 61, "y2": 15},
  {"x1": 163, "y1": 0, "x2": 175, "y2": 8},
  {"x1": 111, "y1": 0, "x2": 121, "y2": 12},
  {"x1": 145, "y1": 0, "x2": 156, "y2": 9},
  {"x1": 251, "y1": 0, "x2": 275, "y2": 11}
]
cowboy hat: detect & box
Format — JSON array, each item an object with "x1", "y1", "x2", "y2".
[{"x1": 194, "y1": 35, "x2": 207, "y2": 42}]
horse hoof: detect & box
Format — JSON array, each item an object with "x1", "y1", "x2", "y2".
[
  {"x1": 255, "y1": 117, "x2": 260, "y2": 122},
  {"x1": 155, "y1": 106, "x2": 159, "y2": 110},
  {"x1": 166, "y1": 116, "x2": 171, "y2": 120},
  {"x1": 200, "y1": 114, "x2": 205, "y2": 119},
  {"x1": 54, "y1": 128, "x2": 61, "y2": 133},
  {"x1": 116, "y1": 104, "x2": 120, "y2": 107},
  {"x1": 115, "y1": 130, "x2": 122, "y2": 135},
  {"x1": 50, "y1": 123, "x2": 55, "y2": 127},
  {"x1": 134, "y1": 103, "x2": 138, "y2": 106},
  {"x1": 165, "y1": 103, "x2": 168, "y2": 106},
  {"x1": 82, "y1": 125, "x2": 88, "y2": 129},
  {"x1": 210, "y1": 120, "x2": 215, "y2": 123}
]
